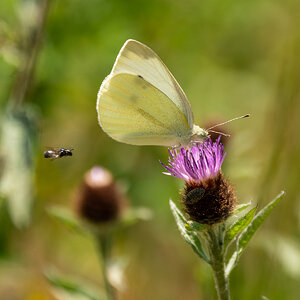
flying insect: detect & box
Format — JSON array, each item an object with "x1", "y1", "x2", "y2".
[
  {"x1": 44, "y1": 148, "x2": 73, "y2": 160},
  {"x1": 97, "y1": 39, "x2": 249, "y2": 147}
]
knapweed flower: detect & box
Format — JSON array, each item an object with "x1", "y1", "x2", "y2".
[
  {"x1": 75, "y1": 166, "x2": 127, "y2": 223},
  {"x1": 161, "y1": 137, "x2": 236, "y2": 225}
]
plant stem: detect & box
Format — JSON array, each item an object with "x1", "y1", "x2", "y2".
[
  {"x1": 97, "y1": 232, "x2": 116, "y2": 300},
  {"x1": 206, "y1": 226, "x2": 230, "y2": 300},
  {"x1": 10, "y1": 0, "x2": 51, "y2": 107}
]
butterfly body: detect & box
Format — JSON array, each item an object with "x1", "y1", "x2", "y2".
[{"x1": 97, "y1": 39, "x2": 209, "y2": 147}]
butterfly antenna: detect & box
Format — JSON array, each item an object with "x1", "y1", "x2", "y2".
[
  {"x1": 206, "y1": 114, "x2": 250, "y2": 131},
  {"x1": 208, "y1": 130, "x2": 231, "y2": 137}
]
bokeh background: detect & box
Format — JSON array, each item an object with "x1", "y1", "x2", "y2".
[{"x1": 1, "y1": 0, "x2": 300, "y2": 299}]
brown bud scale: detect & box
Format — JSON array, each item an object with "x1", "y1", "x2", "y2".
[
  {"x1": 75, "y1": 167, "x2": 127, "y2": 224},
  {"x1": 182, "y1": 172, "x2": 236, "y2": 225}
]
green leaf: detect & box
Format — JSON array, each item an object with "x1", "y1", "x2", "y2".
[
  {"x1": 119, "y1": 206, "x2": 152, "y2": 226},
  {"x1": 0, "y1": 108, "x2": 37, "y2": 228},
  {"x1": 237, "y1": 191, "x2": 284, "y2": 252},
  {"x1": 226, "y1": 191, "x2": 285, "y2": 275},
  {"x1": 0, "y1": 20, "x2": 21, "y2": 67},
  {"x1": 45, "y1": 268, "x2": 104, "y2": 300},
  {"x1": 47, "y1": 206, "x2": 89, "y2": 236},
  {"x1": 185, "y1": 220, "x2": 206, "y2": 232},
  {"x1": 233, "y1": 202, "x2": 252, "y2": 214},
  {"x1": 224, "y1": 206, "x2": 257, "y2": 247},
  {"x1": 169, "y1": 199, "x2": 210, "y2": 264}
]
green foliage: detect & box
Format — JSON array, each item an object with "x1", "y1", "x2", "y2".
[
  {"x1": 45, "y1": 268, "x2": 104, "y2": 300},
  {"x1": 171, "y1": 191, "x2": 285, "y2": 284},
  {"x1": 233, "y1": 202, "x2": 252, "y2": 214},
  {"x1": 224, "y1": 206, "x2": 256, "y2": 247},
  {"x1": 119, "y1": 207, "x2": 152, "y2": 227},
  {"x1": 237, "y1": 191, "x2": 284, "y2": 252},
  {"x1": 0, "y1": 19, "x2": 21, "y2": 67},
  {"x1": 169, "y1": 200, "x2": 210, "y2": 264},
  {"x1": 226, "y1": 191, "x2": 285, "y2": 275},
  {"x1": 0, "y1": 0, "x2": 298, "y2": 297},
  {"x1": 185, "y1": 220, "x2": 207, "y2": 232},
  {"x1": 0, "y1": 108, "x2": 37, "y2": 228},
  {"x1": 46, "y1": 206, "x2": 89, "y2": 236}
]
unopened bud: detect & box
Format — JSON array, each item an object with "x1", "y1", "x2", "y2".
[{"x1": 75, "y1": 166, "x2": 127, "y2": 223}]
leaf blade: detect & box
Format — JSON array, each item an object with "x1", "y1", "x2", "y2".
[
  {"x1": 226, "y1": 191, "x2": 285, "y2": 275},
  {"x1": 45, "y1": 268, "x2": 104, "y2": 300},
  {"x1": 0, "y1": 109, "x2": 37, "y2": 228},
  {"x1": 237, "y1": 191, "x2": 285, "y2": 252},
  {"x1": 169, "y1": 199, "x2": 210, "y2": 264},
  {"x1": 224, "y1": 206, "x2": 257, "y2": 247},
  {"x1": 47, "y1": 206, "x2": 89, "y2": 236},
  {"x1": 233, "y1": 202, "x2": 252, "y2": 214}
]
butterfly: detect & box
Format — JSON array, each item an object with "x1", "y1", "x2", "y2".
[{"x1": 97, "y1": 40, "x2": 246, "y2": 147}]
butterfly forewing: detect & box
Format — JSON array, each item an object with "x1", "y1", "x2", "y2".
[
  {"x1": 98, "y1": 73, "x2": 191, "y2": 146},
  {"x1": 110, "y1": 39, "x2": 194, "y2": 129}
]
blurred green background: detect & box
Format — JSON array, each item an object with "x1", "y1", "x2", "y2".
[{"x1": 1, "y1": 0, "x2": 300, "y2": 299}]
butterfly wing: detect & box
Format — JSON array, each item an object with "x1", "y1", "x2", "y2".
[
  {"x1": 97, "y1": 73, "x2": 191, "y2": 146},
  {"x1": 109, "y1": 39, "x2": 194, "y2": 129}
]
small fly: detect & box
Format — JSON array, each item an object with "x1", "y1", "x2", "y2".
[{"x1": 44, "y1": 148, "x2": 73, "y2": 160}]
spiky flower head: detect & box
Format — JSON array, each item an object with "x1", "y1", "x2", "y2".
[{"x1": 161, "y1": 137, "x2": 236, "y2": 225}]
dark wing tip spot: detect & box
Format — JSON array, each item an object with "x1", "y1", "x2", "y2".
[{"x1": 137, "y1": 75, "x2": 144, "y2": 79}]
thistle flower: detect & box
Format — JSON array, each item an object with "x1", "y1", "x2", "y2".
[{"x1": 161, "y1": 137, "x2": 236, "y2": 225}]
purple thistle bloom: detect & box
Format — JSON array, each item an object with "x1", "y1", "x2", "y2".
[
  {"x1": 161, "y1": 137, "x2": 225, "y2": 183},
  {"x1": 162, "y1": 136, "x2": 236, "y2": 224}
]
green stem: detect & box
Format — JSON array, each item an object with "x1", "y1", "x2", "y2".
[
  {"x1": 206, "y1": 226, "x2": 230, "y2": 300},
  {"x1": 97, "y1": 233, "x2": 116, "y2": 300},
  {"x1": 10, "y1": 0, "x2": 51, "y2": 107}
]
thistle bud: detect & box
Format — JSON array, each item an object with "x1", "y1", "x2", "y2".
[
  {"x1": 75, "y1": 166, "x2": 127, "y2": 224},
  {"x1": 161, "y1": 137, "x2": 236, "y2": 225}
]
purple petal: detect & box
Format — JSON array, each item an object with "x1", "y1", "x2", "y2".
[{"x1": 161, "y1": 137, "x2": 225, "y2": 183}]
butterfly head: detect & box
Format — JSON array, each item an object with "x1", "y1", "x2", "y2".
[{"x1": 190, "y1": 125, "x2": 210, "y2": 143}]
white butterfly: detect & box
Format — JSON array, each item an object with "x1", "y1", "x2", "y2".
[{"x1": 96, "y1": 39, "x2": 210, "y2": 147}]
